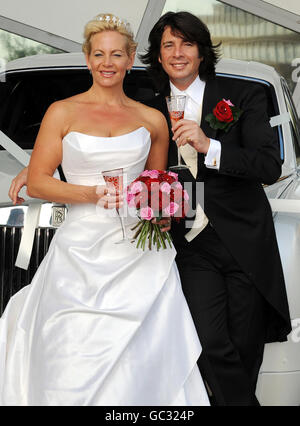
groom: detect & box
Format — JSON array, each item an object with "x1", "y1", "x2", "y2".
[{"x1": 141, "y1": 11, "x2": 291, "y2": 405}]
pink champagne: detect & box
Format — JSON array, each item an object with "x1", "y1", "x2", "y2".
[
  {"x1": 103, "y1": 175, "x2": 123, "y2": 193},
  {"x1": 169, "y1": 111, "x2": 184, "y2": 122}
]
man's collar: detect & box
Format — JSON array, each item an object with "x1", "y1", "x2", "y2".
[{"x1": 170, "y1": 76, "x2": 205, "y2": 105}]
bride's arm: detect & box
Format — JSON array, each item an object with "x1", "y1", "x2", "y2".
[
  {"x1": 27, "y1": 102, "x2": 115, "y2": 207},
  {"x1": 144, "y1": 110, "x2": 169, "y2": 170}
]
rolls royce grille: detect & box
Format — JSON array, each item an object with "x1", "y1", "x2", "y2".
[{"x1": 0, "y1": 226, "x2": 56, "y2": 315}]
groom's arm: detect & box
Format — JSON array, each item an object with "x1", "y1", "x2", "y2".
[{"x1": 218, "y1": 84, "x2": 282, "y2": 185}]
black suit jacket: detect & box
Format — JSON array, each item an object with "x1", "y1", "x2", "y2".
[{"x1": 146, "y1": 76, "x2": 291, "y2": 343}]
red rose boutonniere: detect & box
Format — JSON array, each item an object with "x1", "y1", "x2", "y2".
[{"x1": 205, "y1": 99, "x2": 242, "y2": 132}]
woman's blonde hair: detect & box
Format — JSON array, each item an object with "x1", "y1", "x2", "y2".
[{"x1": 82, "y1": 13, "x2": 137, "y2": 56}]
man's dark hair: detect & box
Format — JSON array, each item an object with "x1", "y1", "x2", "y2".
[{"x1": 140, "y1": 11, "x2": 221, "y2": 94}]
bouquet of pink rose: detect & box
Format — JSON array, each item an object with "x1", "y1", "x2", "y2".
[{"x1": 126, "y1": 170, "x2": 189, "y2": 250}]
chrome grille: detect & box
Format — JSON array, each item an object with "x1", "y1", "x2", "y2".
[{"x1": 0, "y1": 226, "x2": 56, "y2": 315}]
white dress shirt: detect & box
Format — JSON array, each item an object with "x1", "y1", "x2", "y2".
[
  {"x1": 170, "y1": 77, "x2": 221, "y2": 170},
  {"x1": 170, "y1": 76, "x2": 221, "y2": 241}
]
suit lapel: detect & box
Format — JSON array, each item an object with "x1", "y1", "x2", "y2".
[
  {"x1": 197, "y1": 78, "x2": 220, "y2": 179},
  {"x1": 200, "y1": 78, "x2": 220, "y2": 140}
]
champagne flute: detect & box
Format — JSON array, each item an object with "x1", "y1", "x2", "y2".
[
  {"x1": 166, "y1": 95, "x2": 190, "y2": 170},
  {"x1": 102, "y1": 168, "x2": 128, "y2": 244}
]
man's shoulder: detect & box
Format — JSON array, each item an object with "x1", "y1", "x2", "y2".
[
  {"x1": 132, "y1": 98, "x2": 167, "y2": 130},
  {"x1": 215, "y1": 75, "x2": 262, "y2": 96},
  {"x1": 143, "y1": 93, "x2": 165, "y2": 107},
  {"x1": 142, "y1": 94, "x2": 168, "y2": 115}
]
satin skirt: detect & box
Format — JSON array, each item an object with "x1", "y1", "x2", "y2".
[{"x1": 0, "y1": 206, "x2": 209, "y2": 406}]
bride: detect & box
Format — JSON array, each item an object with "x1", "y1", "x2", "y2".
[{"x1": 0, "y1": 13, "x2": 209, "y2": 406}]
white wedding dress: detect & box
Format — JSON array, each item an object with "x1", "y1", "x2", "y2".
[{"x1": 0, "y1": 127, "x2": 209, "y2": 406}]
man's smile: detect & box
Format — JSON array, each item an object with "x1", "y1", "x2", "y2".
[{"x1": 171, "y1": 63, "x2": 188, "y2": 69}]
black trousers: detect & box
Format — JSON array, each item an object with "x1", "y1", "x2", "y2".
[{"x1": 174, "y1": 224, "x2": 266, "y2": 406}]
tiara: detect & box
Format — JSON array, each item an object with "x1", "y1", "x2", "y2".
[{"x1": 95, "y1": 14, "x2": 132, "y2": 32}]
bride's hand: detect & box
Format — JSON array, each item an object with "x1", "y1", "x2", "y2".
[
  {"x1": 95, "y1": 185, "x2": 123, "y2": 209},
  {"x1": 8, "y1": 167, "x2": 28, "y2": 205}
]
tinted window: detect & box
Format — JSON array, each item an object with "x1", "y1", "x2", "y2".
[
  {"x1": 1, "y1": 68, "x2": 281, "y2": 156},
  {"x1": 0, "y1": 68, "x2": 156, "y2": 150}
]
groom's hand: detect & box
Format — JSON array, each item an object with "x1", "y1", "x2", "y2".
[
  {"x1": 172, "y1": 119, "x2": 210, "y2": 154},
  {"x1": 152, "y1": 217, "x2": 171, "y2": 232},
  {"x1": 8, "y1": 166, "x2": 28, "y2": 205}
]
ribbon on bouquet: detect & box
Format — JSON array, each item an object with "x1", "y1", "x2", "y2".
[{"x1": 0, "y1": 130, "x2": 42, "y2": 270}]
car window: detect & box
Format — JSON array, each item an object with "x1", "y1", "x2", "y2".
[
  {"x1": 0, "y1": 68, "x2": 156, "y2": 151},
  {"x1": 1, "y1": 68, "x2": 281, "y2": 158},
  {"x1": 281, "y1": 77, "x2": 300, "y2": 166},
  {"x1": 0, "y1": 69, "x2": 92, "y2": 150},
  {"x1": 0, "y1": 80, "x2": 13, "y2": 124}
]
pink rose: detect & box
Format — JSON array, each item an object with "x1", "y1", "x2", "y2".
[
  {"x1": 168, "y1": 171, "x2": 178, "y2": 179},
  {"x1": 141, "y1": 170, "x2": 159, "y2": 178},
  {"x1": 140, "y1": 207, "x2": 154, "y2": 220},
  {"x1": 223, "y1": 98, "x2": 234, "y2": 107},
  {"x1": 160, "y1": 182, "x2": 171, "y2": 194},
  {"x1": 183, "y1": 190, "x2": 189, "y2": 201},
  {"x1": 127, "y1": 192, "x2": 136, "y2": 207},
  {"x1": 163, "y1": 202, "x2": 179, "y2": 216},
  {"x1": 173, "y1": 182, "x2": 183, "y2": 190},
  {"x1": 130, "y1": 181, "x2": 143, "y2": 194}
]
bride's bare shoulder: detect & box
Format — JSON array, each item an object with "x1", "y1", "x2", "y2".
[
  {"x1": 128, "y1": 99, "x2": 168, "y2": 142},
  {"x1": 44, "y1": 92, "x2": 89, "y2": 119},
  {"x1": 51, "y1": 92, "x2": 89, "y2": 108}
]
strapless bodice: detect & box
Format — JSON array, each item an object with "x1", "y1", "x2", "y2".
[
  {"x1": 61, "y1": 127, "x2": 151, "y2": 187},
  {"x1": 61, "y1": 127, "x2": 151, "y2": 222}
]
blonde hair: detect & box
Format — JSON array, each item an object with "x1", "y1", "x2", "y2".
[{"x1": 82, "y1": 13, "x2": 137, "y2": 56}]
